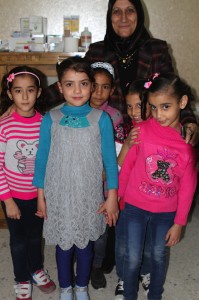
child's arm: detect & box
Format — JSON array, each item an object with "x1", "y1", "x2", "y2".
[
  {"x1": 165, "y1": 150, "x2": 198, "y2": 247},
  {"x1": 174, "y1": 154, "x2": 197, "y2": 225},
  {"x1": 0, "y1": 125, "x2": 13, "y2": 201},
  {"x1": 99, "y1": 112, "x2": 118, "y2": 191},
  {"x1": 99, "y1": 112, "x2": 119, "y2": 225},
  {"x1": 4, "y1": 198, "x2": 21, "y2": 219},
  {"x1": 165, "y1": 224, "x2": 182, "y2": 247},
  {"x1": 98, "y1": 189, "x2": 118, "y2": 226},
  {"x1": 118, "y1": 143, "x2": 138, "y2": 198},
  {"x1": 33, "y1": 113, "x2": 52, "y2": 188},
  {"x1": 35, "y1": 188, "x2": 47, "y2": 220},
  {"x1": 118, "y1": 127, "x2": 140, "y2": 167},
  {"x1": 0, "y1": 104, "x2": 16, "y2": 119}
]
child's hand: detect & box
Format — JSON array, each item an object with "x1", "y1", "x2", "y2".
[
  {"x1": 98, "y1": 202, "x2": 109, "y2": 223},
  {"x1": 118, "y1": 127, "x2": 141, "y2": 167},
  {"x1": 165, "y1": 224, "x2": 182, "y2": 247},
  {"x1": 185, "y1": 123, "x2": 199, "y2": 146},
  {"x1": 0, "y1": 104, "x2": 16, "y2": 119},
  {"x1": 98, "y1": 189, "x2": 119, "y2": 226},
  {"x1": 5, "y1": 198, "x2": 21, "y2": 219},
  {"x1": 36, "y1": 201, "x2": 47, "y2": 220},
  {"x1": 127, "y1": 127, "x2": 141, "y2": 147},
  {"x1": 36, "y1": 188, "x2": 47, "y2": 220}
]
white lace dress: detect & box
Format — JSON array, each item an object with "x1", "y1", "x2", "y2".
[{"x1": 43, "y1": 108, "x2": 106, "y2": 250}]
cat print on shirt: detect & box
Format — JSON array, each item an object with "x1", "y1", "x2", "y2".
[{"x1": 13, "y1": 140, "x2": 39, "y2": 174}]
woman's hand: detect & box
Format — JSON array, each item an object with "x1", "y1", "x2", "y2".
[
  {"x1": 165, "y1": 224, "x2": 183, "y2": 247},
  {"x1": 0, "y1": 104, "x2": 16, "y2": 119},
  {"x1": 5, "y1": 198, "x2": 21, "y2": 219},
  {"x1": 35, "y1": 188, "x2": 47, "y2": 220},
  {"x1": 97, "y1": 189, "x2": 119, "y2": 227},
  {"x1": 185, "y1": 123, "x2": 199, "y2": 146}
]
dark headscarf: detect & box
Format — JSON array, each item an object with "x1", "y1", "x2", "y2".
[{"x1": 104, "y1": 0, "x2": 150, "y2": 56}]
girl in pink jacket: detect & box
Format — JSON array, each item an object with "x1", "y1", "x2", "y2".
[{"x1": 119, "y1": 73, "x2": 197, "y2": 300}]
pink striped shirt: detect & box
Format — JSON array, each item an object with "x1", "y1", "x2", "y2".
[{"x1": 0, "y1": 111, "x2": 42, "y2": 201}]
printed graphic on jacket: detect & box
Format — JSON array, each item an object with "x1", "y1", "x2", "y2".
[
  {"x1": 146, "y1": 148, "x2": 177, "y2": 184},
  {"x1": 13, "y1": 140, "x2": 39, "y2": 174},
  {"x1": 139, "y1": 148, "x2": 178, "y2": 198}
]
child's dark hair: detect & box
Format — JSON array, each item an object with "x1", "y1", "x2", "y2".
[
  {"x1": 56, "y1": 56, "x2": 94, "y2": 83},
  {"x1": 126, "y1": 79, "x2": 148, "y2": 120},
  {"x1": 144, "y1": 72, "x2": 194, "y2": 103},
  {"x1": 0, "y1": 65, "x2": 46, "y2": 115}
]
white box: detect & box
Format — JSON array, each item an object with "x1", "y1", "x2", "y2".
[
  {"x1": 20, "y1": 18, "x2": 29, "y2": 34},
  {"x1": 9, "y1": 35, "x2": 45, "y2": 52},
  {"x1": 29, "y1": 16, "x2": 43, "y2": 34}
]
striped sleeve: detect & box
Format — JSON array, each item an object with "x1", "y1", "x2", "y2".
[{"x1": 0, "y1": 126, "x2": 11, "y2": 200}]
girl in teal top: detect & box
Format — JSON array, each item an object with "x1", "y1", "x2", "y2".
[{"x1": 33, "y1": 57, "x2": 118, "y2": 300}]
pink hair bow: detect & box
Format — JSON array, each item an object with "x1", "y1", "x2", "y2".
[
  {"x1": 152, "y1": 73, "x2": 159, "y2": 80},
  {"x1": 144, "y1": 81, "x2": 152, "y2": 89},
  {"x1": 7, "y1": 73, "x2": 15, "y2": 82}
]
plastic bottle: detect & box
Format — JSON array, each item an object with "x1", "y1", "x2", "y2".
[{"x1": 81, "y1": 27, "x2": 92, "y2": 49}]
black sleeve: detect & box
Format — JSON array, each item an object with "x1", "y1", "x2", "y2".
[{"x1": 180, "y1": 105, "x2": 197, "y2": 125}]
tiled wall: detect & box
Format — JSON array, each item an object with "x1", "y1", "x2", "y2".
[{"x1": 0, "y1": 0, "x2": 198, "y2": 101}]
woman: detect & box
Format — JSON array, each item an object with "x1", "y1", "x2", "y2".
[
  {"x1": 85, "y1": 0, "x2": 198, "y2": 297},
  {"x1": 85, "y1": 0, "x2": 197, "y2": 134}
]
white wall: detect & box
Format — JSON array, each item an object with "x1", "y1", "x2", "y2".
[{"x1": 0, "y1": 0, "x2": 198, "y2": 101}]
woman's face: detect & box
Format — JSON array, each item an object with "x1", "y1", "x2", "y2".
[{"x1": 111, "y1": 0, "x2": 137, "y2": 38}]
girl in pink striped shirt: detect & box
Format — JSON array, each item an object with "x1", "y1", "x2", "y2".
[{"x1": 0, "y1": 66, "x2": 55, "y2": 300}]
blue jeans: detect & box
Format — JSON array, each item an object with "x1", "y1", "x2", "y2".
[
  {"x1": 115, "y1": 210, "x2": 151, "y2": 280},
  {"x1": 123, "y1": 203, "x2": 175, "y2": 300},
  {"x1": 56, "y1": 241, "x2": 94, "y2": 288},
  {"x1": 1, "y1": 198, "x2": 43, "y2": 282}
]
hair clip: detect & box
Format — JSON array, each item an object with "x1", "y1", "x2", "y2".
[
  {"x1": 91, "y1": 62, "x2": 115, "y2": 79},
  {"x1": 152, "y1": 73, "x2": 160, "y2": 80},
  {"x1": 7, "y1": 73, "x2": 15, "y2": 83},
  {"x1": 144, "y1": 81, "x2": 152, "y2": 89},
  {"x1": 126, "y1": 82, "x2": 130, "y2": 88}
]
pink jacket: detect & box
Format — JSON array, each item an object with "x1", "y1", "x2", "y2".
[{"x1": 119, "y1": 118, "x2": 197, "y2": 225}]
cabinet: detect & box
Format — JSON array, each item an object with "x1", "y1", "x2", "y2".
[
  {"x1": 0, "y1": 51, "x2": 84, "y2": 228},
  {"x1": 0, "y1": 52, "x2": 84, "y2": 83}
]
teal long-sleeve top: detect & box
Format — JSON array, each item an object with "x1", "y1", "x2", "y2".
[{"x1": 33, "y1": 102, "x2": 118, "y2": 190}]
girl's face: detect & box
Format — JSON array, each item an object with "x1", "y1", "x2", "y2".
[
  {"x1": 126, "y1": 93, "x2": 151, "y2": 123},
  {"x1": 58, "y1": 70, "x2": 92, "y2": 107},
  {"x1": 111, "y1": 0, "x2": 137, "y2": 38},
  {"x1": 148, "y1": 90, "x2": 188, "y2": 130},
  {"x1": 90, "y1": 73, "x2": 114, "y2": 109},
  {"x1": 7, "y1": 75, "x2": 41, "y2": 117}
]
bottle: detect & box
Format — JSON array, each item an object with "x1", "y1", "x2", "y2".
[{"x1": 80, "y1": 27, "x2": 92, "y2": 49}]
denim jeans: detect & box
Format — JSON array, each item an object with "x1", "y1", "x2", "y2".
[
  {"x1": 115, "y1": 210, "x2": 126, "y2": 279},
  {"x1": 115, "y1": 210, "x2": 151, "y2": 280},
  {"x1": 1, "y1": 198, "x2": 43, "y2": 282},
  {"x1": 56, "y1": 241, "x2": 94, "y2": 288},
  {"x1": 123, "y1": 203, "x2": 175, "y2": 300}
]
